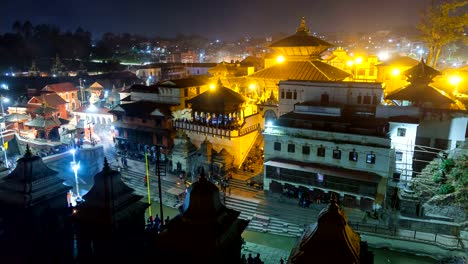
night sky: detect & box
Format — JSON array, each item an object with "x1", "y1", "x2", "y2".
[{"x1": 1, "y1": 0, "x2": 427, "y2": 40}]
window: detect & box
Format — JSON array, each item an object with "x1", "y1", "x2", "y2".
[
  {"x1": 320, "y1": 93, "x2": 329, "y2": 106},
  {"x1": 357, "y1": 95, "x2": 362, "y2": 104},
  {"x1": 293, "y1": 91, "x2": 297, "y2": 100},
  {"x1": 333, "y1": 149, "x2": 341, "y2": 159},
  {"x1": 317, "y1": 146, "x2": 325, "y2": 157},
  {"x1": 396, "y1": 151, "x2": 403, "y2": 161},
  {"x1": 349, "y1": 151, "x2": 358, "y2": 162},
  {"x1": 363, "y1": 95, "x2": 371, "y2": 104},
  {"x1": 281, "y1": 91, "x2": 285, "y2": 99},
  {"x1": 286, "y1": 91, "x2": 292, "y2": 99},
  {"x1": 288, "y1": 144, "x2": 295, "y2": 153},
  {"x1": 397, "y1": 128, "x2": 406, "y2": 137},
  {"x1": 366, "y1": 153, "x2": 376, "y2": 164},
  {"x1": 357, "y1": 69, "x2": 366, "y2": 76},
  {"x1": 372, "y1": 95, "x2": 379, "y2": 105},
  {"x1": 302, "y1": 146, "x2": 310, "y2": 155},
  {"x1": 274, "y1": 142, "x2": 281, "y2": 151},
  {"x1": 196, "y1": 87, "x2": 200, "y2": 94}
]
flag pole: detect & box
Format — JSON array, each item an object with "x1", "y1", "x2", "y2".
[{"x1": 145, "y1": 152, "x2": 152, "y2": 218}]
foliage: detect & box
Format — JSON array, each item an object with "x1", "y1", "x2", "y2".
[
  {"x1": 441, "y1": 158, "x2": 455, "y2": 173},
  {"x1": 418, "y1": 0, "x2": 468, "y2": 68},
  {"x1": 439, "y1": 184, "x2": 455, "y2": 194}
]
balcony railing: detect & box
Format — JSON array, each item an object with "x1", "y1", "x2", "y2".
[{"x1": 174, "y1": 120, "x2": 259, "y2": 139}]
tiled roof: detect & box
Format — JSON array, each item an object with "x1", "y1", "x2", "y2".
[
  {"x1": 73, "y1": 106, "x2": 111, "y2": 115},
  {"x1": 270, "y1": 31, "x2": 332, "y2": 48},
  {"x1": 157, "y1": 76, "x2": 209, "y2": 88},
  {"x1": 30, "y1": 93, "x2": 67, "y2": 107},
  {"x1": 385, "y1": 84, "x2": 455, "y2": 105},
  {"x1": 110, "y1": 100, "x2": 174, "y2": 117},
  {"x1": 376, "y1": 56, "x2": 419, "y2": 67},
  {"x1": 249, "y1": 60, "x2": 351, "y2": 81},
  {"x1": 402, "y1": 59, "x2": 441, "y2": 80},
  {"x1": 42, "y1": 82, "x2": 78, "y2": 93},
  {"x1": 25, "y1": 116, "x2": 61, "y2": 128},
  {"x1": 187, "y1": 84, "x2": 247, "y2": 114}
]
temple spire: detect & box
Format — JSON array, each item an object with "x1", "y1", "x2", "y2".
[
  {"x1": 103, "y1": 157, "x2": 110, "y2": 170},
  {"x1": 296, "y1": 17, "x2": 310, "y2": 34},
  {"x1": 25, "y1": 144, "x2": 32, "y2": 158}
]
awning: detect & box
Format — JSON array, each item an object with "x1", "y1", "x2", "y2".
[{"x1": 264, "y1": 159, "x2": 382, "y2": 183}]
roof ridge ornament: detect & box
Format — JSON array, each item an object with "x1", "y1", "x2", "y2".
[
  {"x1": 296, "y1": 17, "x2": 310, "y2": 34},
  {"x1": 25, "y1": 144, "x2": 32, "y2": 158}
]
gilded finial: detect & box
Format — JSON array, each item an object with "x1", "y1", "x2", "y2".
[
  {"x1": 25, "y1": 144, "x2": 32, "y2": 157},
  {"x1": 296, "y1": 17, "x2": 310, "y2": 33},
  {"x1": 103, "y1": 157, "x2": 110, "y2": 170}
]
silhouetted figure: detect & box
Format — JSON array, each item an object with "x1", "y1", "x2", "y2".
[
  {"x1": 247, "y1": 253, "x2": 254, "y2": 264},
  {"x1": 254, "y1": 253, "x2": 263, "y2": 264},
  {"x1": 280, "y1": 257, "x2": 284, "y2": 264},
  {"x1": 165, "y1": 216, "x2": 170, "y2": 225},
  {"x1": 241, "y1": 254, "x2": 247, "y2": 264}
]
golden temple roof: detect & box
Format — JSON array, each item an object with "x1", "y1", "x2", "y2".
[{"x1": 248, "y1": 60, "x2": 351, "y2": 81}]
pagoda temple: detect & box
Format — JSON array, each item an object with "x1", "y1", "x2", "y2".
[
  {"x1": 25, "y1": 102, "x2": 62, "y2": 140},
  {"x1": 385, "y1": 59, "x2": 458, "y2": 108},
  {"x1": 288, "y1": 195, "x2": 373, "y2": 263},
  {"x1": 174, "y1": 80, "x2": 261, "y2": 168},
  {"x1": 0, "y1": 145, "x2": 73, "y2": 264},
  {"x1": 248, "y1": 18, "x2": 351, "y2": 118},
  {"x1": 73, "y1": 158, "x2": 148, "y2": 263},
  {"x1": 152, "y1": 169, "x2": 249, "y2": 264}
]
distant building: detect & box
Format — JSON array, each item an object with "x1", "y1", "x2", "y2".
[{"x1": 42, "y1": 82, "x2": 80, "y2": 111}]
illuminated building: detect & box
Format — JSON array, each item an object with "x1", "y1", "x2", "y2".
[
  {"x1": 25, "y1": 103, "x2": 63, "y2": 140},
  {"x1": 173, "y1": 80, "x2": 261, "y2": 170},
  {"x1": 375, "y1": 56, "x2": 419, "y2": 94},
  {"x1": 42, "y1": 82, "x2": 80, "y2": 111}
]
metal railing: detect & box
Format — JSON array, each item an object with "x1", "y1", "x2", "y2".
[{"x1": 349, "y1": 221, "x2": 465, "y2": 250}]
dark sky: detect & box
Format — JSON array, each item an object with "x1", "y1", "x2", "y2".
[{"x1": 1, "y1": 0, "x2": 428, "y2": 40}]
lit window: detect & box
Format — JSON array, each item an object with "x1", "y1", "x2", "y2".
[
  {"x1": 317, "y1": 146, "x2": 325, "y2": 157},
  {"x1": 366, "y1": 153, "x2": 376, "y2": 164},
  {"x1": 349, "y1": 151, "x2": 358, "y2": 162},
  {"x1": 333, "y1": 149, "x2": 341, "y2": 159},
  {"x1": 274, "y1": 142, "x2": 281, "y2": 151},
  {"x1": 287, "y1": 144, "x2": 295, "y2": 153},
  {"x1": 397, "y1": 128, "x2": 406, "y2": 137},
  {"x1": 302, "y1": 146, "x2": 310, "y2": 155},
  {"x1": 396, "y1": 151, "x2": 403, "y2": 161}
]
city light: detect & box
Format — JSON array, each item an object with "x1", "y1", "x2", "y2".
[
  {"x1": 110, "y1": 125, "x2": 115, "y2": 130},
  {"x1": 276, "y1": 55, "x2": 285, "y2": 64},
  {"x1": 346, "y1": 60, "x2": 354, "y2": 67},
  {"x1": 1, "y1": 84, "x2": 9, "y2": 90},
  {"x1": 2, "y1": 97, "x2": 9, "y2": 103},
  {"x1": 391, "y1": 68, "x2": 401, "y2": 76},
  {"x1": 209, "y1": 83, "x2": 216, "y2": 90},
  {"x1": 70, "y1": 149, "x2": 76, "y2": 163},
  {"x1": 354, "y1": 57, "x2": 363, "y2": 65},
  {"x1": 378, "y1": 51, "x2": 390, "y2": 61},
  {"x1": 449, "y1": 75, "x2": 462, "y2": 86},
  {"x1": 88, "y1": 104, "x2": 98, "y2": 112},
  {"x1": 249, "y1": 83, "x2": 256, "y2": 90}
]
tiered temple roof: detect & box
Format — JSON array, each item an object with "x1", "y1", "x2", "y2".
[{"x1": 0, "y1": 145, "x2": 70, "y2": 207}]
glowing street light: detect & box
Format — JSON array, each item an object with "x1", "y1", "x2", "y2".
[
  {"x1": 70, "y1": 149, "x2": 76, "y2": 163},
  {"x1": 276, "y1": 55, "x2": 285, "y2": 64},
  {"x1": 209, "y1": 83, "x2": 216, "y2": 90},
  {"x1": 378, "y1": 51, "x2": 390, "y2": 61},
  {"x1": 0, "y1": 95, "x2": 9, "y2": 168},
  {"x1": 354, "y1": 56, "x2": 363, "y2": 65},
  {"x1": 346, "y1": 60, "x2": 354, "y2": 67},
  {"x1": 449, "y1": 75, "x2": 462, "y2": 95},
  {"x1": 72, "y1": 161, "x2": 81, "y2": 201},
  {"x1": 391, "y1": 68, "x2": 401, "y2": 76},
  {"x1": 0, "y1": 84, "x2": 9, "y2": 90}
]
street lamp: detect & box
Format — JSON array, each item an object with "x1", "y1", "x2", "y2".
[
  {"x1": 72, "y1": 161, "x2": 81, "y2": 202},
  {"x1": 449, "y1": 75, "x2": 462, "y2": 96},
  {"x1": 0, "y1": 95, "x2": 9, "y2": 168},
  {"x1": 70, "y1": 149, "x2": 76, "y2": 163}
]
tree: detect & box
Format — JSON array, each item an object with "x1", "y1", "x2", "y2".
[{"x1": 418, "y1": 0, "x2": 468, "y2": 68}]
